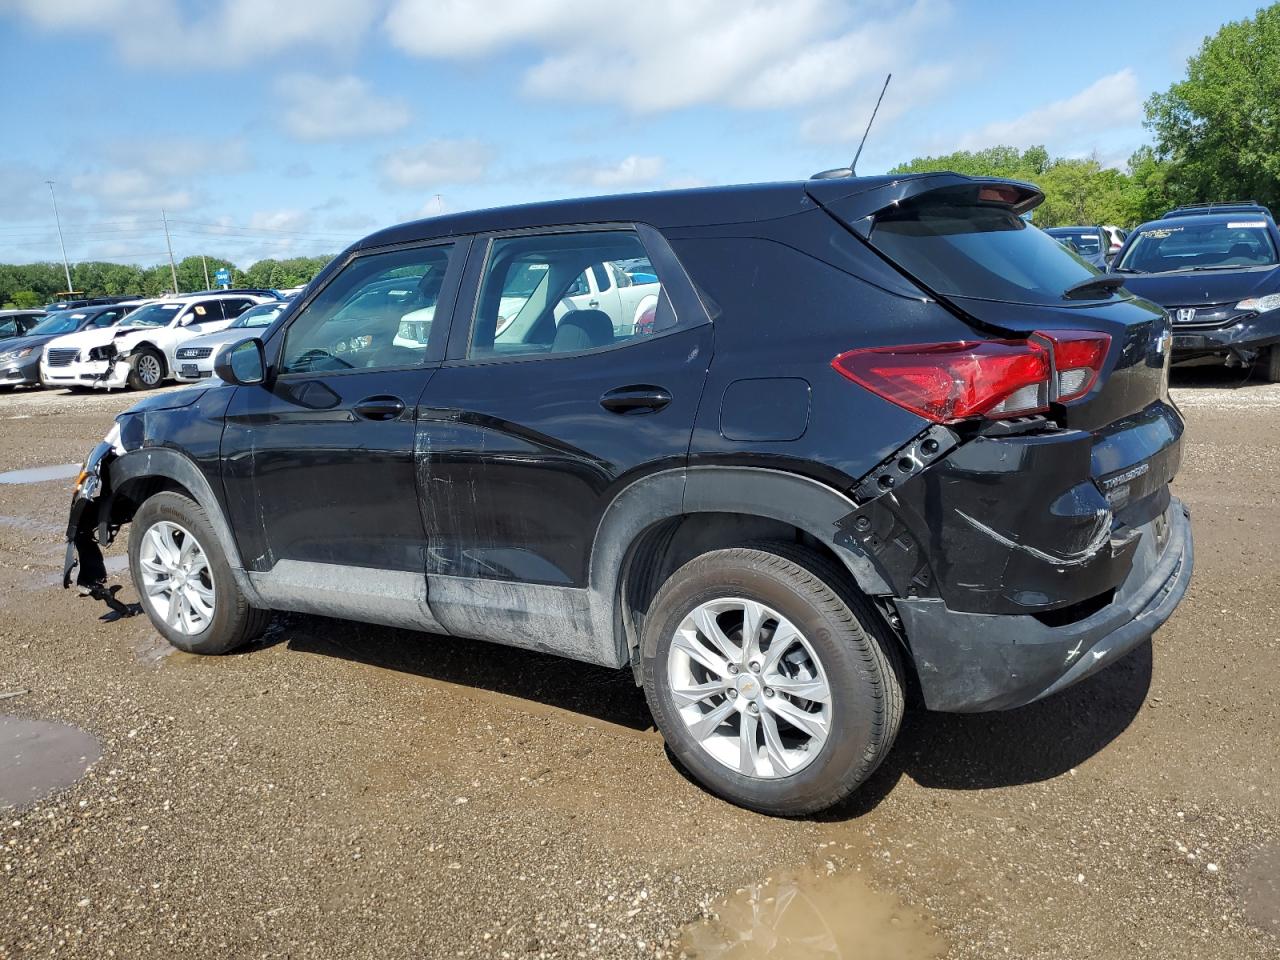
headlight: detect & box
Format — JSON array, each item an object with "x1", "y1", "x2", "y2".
[
  {"x1": 0, "y1": 346, "x2": 33, "y2": 362},
  {"x1": 1235, "y1": 293, "x2": 1280, "y2": 313}
]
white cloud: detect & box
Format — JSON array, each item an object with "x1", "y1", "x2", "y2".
[
  {"x1": 275, "y1": 73, "x2": 412, "y2": 142},
  {"x1": 380, "y1": 140, "x2": 495, "y2": 188},
  {"x1": 584, "y1": 155, "x2": 665, "y2": 188},
  {"x1": 384, "y1": 0, "x2": 952, "y2": 116},
  {"x1": 1, "y1": 0, "x2": 381, "y2": 65},
  {"x1": 64, "y1": 136, "x2": 251, "y2": 213},
  {"x1": 954, "y1": 69, "x2": 1143, "y2": 151}
]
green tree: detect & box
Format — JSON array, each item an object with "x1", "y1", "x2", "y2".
[
  {"x1": 6, "y1": 290, "x2": 43, "y2": 308},
  {"x1": 890, "y1": 144, "x2": 1051, "y2": 182},
  {"x1": 1145, "y1": 3, "x2": 1280, "y2": 212}
]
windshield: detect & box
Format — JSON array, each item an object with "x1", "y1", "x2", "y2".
[
  {"x1": 122, "y1": 302, "x2": 183, "y2": 327},
  {"x1": 1047, "y1": 228, "x2": 1103, "y2": 256},
  {"x1": 231, "y1": 302, "x2": 286, "y2": 329},
  {"x1": 869, "y1": 188, "x2": 1105, "y2": 305},
  {"x1": 27, "y1": 311, "x2": 86, "y2": 337},
  {"x1": 1117, "y1": 220, "x2": 1279, "y2": 273}
]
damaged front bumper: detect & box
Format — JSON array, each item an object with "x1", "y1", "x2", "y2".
[
  {"x1": 897, "y1": 499, "x2": 1192, "y2": 711},
  {"x1": 42, "y1": 354, "x2": 131, "y2": 390},
  {"x1": 62, "y1": 431, "x2": 138, "y2": 618}
]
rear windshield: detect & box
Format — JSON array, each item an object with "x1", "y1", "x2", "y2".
[
  {"x1": 869, "y1": 189, "x2": 1106, "y2": 305},
  {"x1": 1116, "y1": 220, "x2": 1278, "y2": 273}
]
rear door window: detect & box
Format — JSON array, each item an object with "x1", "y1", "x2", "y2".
[{"x1": 868, "y1": 186, "x2": 1107, "y2": 305}]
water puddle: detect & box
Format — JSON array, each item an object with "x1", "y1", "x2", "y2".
[
  {"x1": 0, "y1": 463, "x2": 79, "y2": 485},
  {"x1": 680, "y1": 865, "x2": 945, "y2": 959},
  {"x1": 0, "y1": 715, "x2": 101, "y2": 809},
  {"x1": 1238, "y1": 842, "x2": 1280, "y2": 935},
  {"x1": 0, "y1": 514, "x2": 64, "y2": 536}
]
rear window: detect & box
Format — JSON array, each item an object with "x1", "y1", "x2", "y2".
[{"x1": 868, "y1": 188, "x2": 1106, "y2": 306}]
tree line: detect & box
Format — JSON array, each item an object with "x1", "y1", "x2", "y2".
[
  {"x1": 0, "y1": 255, "x2": 334, "y2": 309},
  {"x1": 895, "y1": 5, "x2": 1280, "y2": 228}
]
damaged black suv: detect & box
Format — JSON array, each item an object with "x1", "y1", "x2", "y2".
[{"x1": 64, "y1": 174, "x2": 1193, "y2": 815}]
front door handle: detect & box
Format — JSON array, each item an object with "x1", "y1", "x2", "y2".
[
  {"x1": 599, "y1": 385, "x2": 672, "y2": 414},
  {"x1": 588, "y1": 299, "x2": 599, "y2": 308},
  {"x1": 352, "y1": 396, "x2": 406, "y2": 421}
]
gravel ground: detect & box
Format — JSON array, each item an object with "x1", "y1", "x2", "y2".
[{"x1": 0, "y1": 370, "x2": 1277, "y2": 959}]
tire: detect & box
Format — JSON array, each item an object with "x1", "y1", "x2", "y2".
[
  {"x1": 128, "y1": 491, "x2": 270, "y2": 654},
  {"x1": 1266, "y1": 346, "x2": 1280, "y2": 383},
  {"x1": 127, "y1": 348, "x2": 165, "y2": 390},
  {"x1": 641, "y1": 542, "x2": 904, "y2": 816}
]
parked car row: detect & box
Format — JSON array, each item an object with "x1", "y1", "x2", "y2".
[{"x1": 0, "y1": 290, "x2": 290, "y2": 392}]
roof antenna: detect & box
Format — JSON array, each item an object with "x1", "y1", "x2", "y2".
[{"x1": 811, "y1": 73, "x2": 892, "y2": 180}]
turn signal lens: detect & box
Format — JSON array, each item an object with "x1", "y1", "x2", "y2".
[{"x1": 1040, "y1": 329, "x2": 1111, "y2": 402}]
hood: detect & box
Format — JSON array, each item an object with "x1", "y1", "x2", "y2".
[
  {"x1": 1118, "y1": 264, "x2": 1280, "y2": 307},
  {"x1": 0, "y1": 332, "x2": 62, "y2": 356},
  {"x1": 120, "y1": 383, "x2": 213, "y2": 414},
  {"x1": 180, "y1": 327, "x2": 259, "y2": 351},
  {"x1": 44, "y1": 324, "x2": 158, "y2": 353}
]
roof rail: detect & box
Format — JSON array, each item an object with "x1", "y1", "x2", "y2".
[{"x1": 1161, "y1": 201, "x2": 1273, "y2": 219}]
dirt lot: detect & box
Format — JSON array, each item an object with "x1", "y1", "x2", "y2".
[{"x1": 0, "y1": 371, "x2": 1277, "y2": 959}]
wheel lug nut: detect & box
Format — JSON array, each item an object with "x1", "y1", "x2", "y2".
[
  {"x1": 764, "y1": 687, "x2": 774, "y2": 697},
  {"x1": 747, "y1": 702, "x2": 760, "y2": 715},
  {"x1": 727, "y1": 664, "x2": 739, "y2": 675},
  {"x1": 727, "y1": 689, "x2": 738, "y2": 699},
  {"x1": 749, "y1": 661, "x2": 761, "y2": 673}
]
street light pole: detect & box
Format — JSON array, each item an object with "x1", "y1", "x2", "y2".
[
  {"x1": 162, "y1": 209, "x2": 179, "y2": 294},
  {"x1": 45, "y1": 180, "x2": 73, "y2": 293}
]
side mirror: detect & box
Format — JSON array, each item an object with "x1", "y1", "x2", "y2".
[{"x1": 214, "y1": 337, "x2": 266, "y2": 386}]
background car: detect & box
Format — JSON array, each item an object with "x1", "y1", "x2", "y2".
[
  {"x1": 1044, "y1": 226, "x2": 1111, "y2": 269},
  {"x1": 1112, "y1": 207, "x2": 1280, "y2": 379},
  {"x1": 41, "y1": 292, "x2": 273, "y2": 390},
  {"x1": 0, "y1": 301, "x2": 144, "y2": 388},
  {"x1": 173, "y1": 300, "x2": 291, "y2": 382},
  {"x1": 1101, "y1": 224, "x2": 1128, "y2": 255}
]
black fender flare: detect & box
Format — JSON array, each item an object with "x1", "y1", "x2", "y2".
[
  {"x1": 586, "y1": 466, "x2": 891, "y2": 665},
  {"x1": 107, "y1": 447, "x2": 263, "y2": 605}
]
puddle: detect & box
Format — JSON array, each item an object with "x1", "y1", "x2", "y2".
[
  {"x1": 0, "y1": 715, "x2": 101, "y2": 809},
  {"x1": 1239, "y1": 842, "x2": 1280, "y2": 935},
  {"x1": 0, "y1": 514, "x2": 63, "y2": 537},
  {"x1": 0, "y1": 463, "x2": 79, "y2": 485},
  {"x1": 680, "y1": 865, "x2": 945, "y2": 959}
]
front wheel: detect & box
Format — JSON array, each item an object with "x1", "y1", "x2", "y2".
[
  {"x1": 127, "y1": 348, "x2": 165, "y2": 390},
  {"x1": 1266, "y1": 345, "x2": 1280, "y2": 383},
  {"x1": 641, "y1": 544, "x2": 904, "y2": 816},
  {"x1": 128, "y1": 491, "x2": 270, "y2": 654}
]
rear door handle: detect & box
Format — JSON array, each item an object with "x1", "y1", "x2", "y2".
[
  {"x1": 599, "y1": 385, "x2": 672, "y2": 414},
  {"x1": 352, "y1": 396, "x2": 406, "y2": 421}
]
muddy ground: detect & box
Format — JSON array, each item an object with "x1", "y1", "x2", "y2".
[{"x1": 0, "y1": 369, "x2": 1277, "y2": 959}]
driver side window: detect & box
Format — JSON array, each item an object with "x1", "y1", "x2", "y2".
[{"x1": 280, "y1": 243, "x2": 455, "y2": 374}]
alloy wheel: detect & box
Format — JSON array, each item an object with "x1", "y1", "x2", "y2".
[
  {"x1": 666, "y1": 598, "x2": 832, "y2": 779},
  {"x1": 138, "y1": 520, "x2": 215, "y2": 635},
  {"x1": 136, "y1": 353, "x2": 162, "y2": 386}
]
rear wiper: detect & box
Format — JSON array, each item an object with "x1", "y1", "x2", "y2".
[{"x1": 1062, "y1": 274, "x2": 1126, "y2": 300}]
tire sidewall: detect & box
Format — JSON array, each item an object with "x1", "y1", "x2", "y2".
[
  {"x1": 128, "y1": 492, "x2": 241, "y2": 654},
  {"x1": 130, "y1": 350, "x2": 163, "y2": 390},
  {"x1": 642, "y1": 556, "x2": 884, "y2": 814}
]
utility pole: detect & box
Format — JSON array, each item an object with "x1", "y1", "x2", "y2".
[
  {"x1": 162, "y1": 209, "x2": 179, "y2": 294},
  {"x1": 45, "y1": 180, "x2": 73, "y2": 294},
  {"x1": 201, "y1": 255, "x2": 210, "y2": 289}
]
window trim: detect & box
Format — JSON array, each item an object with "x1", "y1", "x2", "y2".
[
  {"x1": 268, "y1": 236, "x2": 471, "y2": 380},
  {"x1": 444, "y1": 221, "x2": 710, "y2": 367}
]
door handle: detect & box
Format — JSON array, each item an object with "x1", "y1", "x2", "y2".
[
  {"x1": 599, "y1": 385, "x2": 672, "y2": 414},
  {"x1": 352, "y1": 396, "x2": 406, "y2": 421},
  {"x1": 588, "y1": 299, "x2": 599, "y2": 308}
]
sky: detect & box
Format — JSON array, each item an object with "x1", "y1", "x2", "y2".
[{"x1": 0, "y1": 0, "x2": 1267, "y2": 268}]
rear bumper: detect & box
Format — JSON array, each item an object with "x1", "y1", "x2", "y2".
[
  {"x1": 1171, "y1": 308, "x2": 1280, "y2": 359},
  {"x1": 896, "y1": 498, "x2": 1192, "y2": 712}
]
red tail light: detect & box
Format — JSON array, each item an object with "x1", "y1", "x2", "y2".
[{"x1": 831, "y1": 330, "x2": 1110, "y2": 423}]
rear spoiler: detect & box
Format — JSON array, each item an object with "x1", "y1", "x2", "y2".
[{"x1": 804, "y1": 173, "x2": 1044, "y2": 238}]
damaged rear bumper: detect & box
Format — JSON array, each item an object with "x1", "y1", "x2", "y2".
[{"x1": 896, "y1": 499, "x2": 1192, "y2": 712}]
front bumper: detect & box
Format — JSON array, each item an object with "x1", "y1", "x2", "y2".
[
  {"x1": 173, "y1": 356, "x2": 216, "y2": 382},
  {"x1": 896, "y1": 499, "x2": 1193, "y2": 712},
  {"x1": 41, "y1": 357, "x2": 129, "y2": 390},
  {"x1": 1171, "y1": 307, "x2": 1280, "y2": 359},
  {"x1": 1, "y1": 354, "x2": 40, "y2": 386}
]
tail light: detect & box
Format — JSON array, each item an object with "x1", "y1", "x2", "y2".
[
  {"x1": 635, "y1": 303, "x2": 657, "y2": 336},
  {"x1": 831, "y1": 330, "x2": 1111, "y2": 424}
]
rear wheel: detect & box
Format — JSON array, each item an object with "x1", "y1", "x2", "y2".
[
  {"x1": 127, "y1": 348, "x2": 164, "y2": 390},
  {"x1": 128, "y1": 492, "x2": 270, "y2": 654},
  {"x1": 641, "y1": 543, "x2": 904, "y2": 816}
]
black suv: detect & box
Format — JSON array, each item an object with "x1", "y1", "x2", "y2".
[
  {"x1": 1113, "y1": 203, "x2": 1280, "y2": 379},
  {"x1": 64, "y1": 173, "x2": 1193, "y2": 815}
]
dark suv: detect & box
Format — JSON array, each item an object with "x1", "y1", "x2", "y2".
[
  {"x1": 63, "y1": 173, "x2": 1193, "y2": 815},
  {"x1": 1113, "y1": 204, "x2": 1280, "y2": 379}
]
